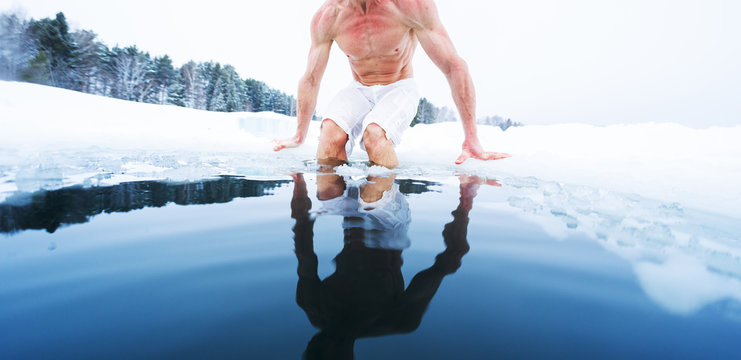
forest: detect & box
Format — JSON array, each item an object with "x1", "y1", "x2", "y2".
[
  {"x1": 0, "y1": 12, "x2": 297, "y2": 115},
  {"x1": 1, "y1": 11, "x2": 518, "y2": 129}
]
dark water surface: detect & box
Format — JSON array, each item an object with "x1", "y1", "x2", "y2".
[{"x1": 1, "y1": 174, "x2": 739, "y2": 360}]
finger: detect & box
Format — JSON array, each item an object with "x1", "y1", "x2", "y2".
[
  {"x1": 273, "y1": 144, "x2": 285, "y2": 152},
  {"x1": 479, "y1": 152, "x2": 511, "y2": 161},
  {"x1": 455, "y1": 152, "x2": 470, "y2": 165}
]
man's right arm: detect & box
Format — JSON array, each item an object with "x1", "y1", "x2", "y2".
[{"x1": 274, "y1": 10, "x2": 334, "y2": 151}]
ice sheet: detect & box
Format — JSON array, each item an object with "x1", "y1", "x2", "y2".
[
  {"x1": 1, "y1": 80, "x2": 740, "y2": 317},
  {"x1": 1, "y1": 80, "x2": 740, "y2": 220}
]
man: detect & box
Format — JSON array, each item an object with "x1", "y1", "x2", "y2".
[
  {"x1": 274, "y1": 0, "x2": 510, "y2": 168},
  {"x1": 289, "y1": 172, "x2": 491, "y2": 358}
]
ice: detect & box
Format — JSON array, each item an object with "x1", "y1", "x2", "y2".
[
  {"x1": 480, "y1": 174, "x2": 741, "y2": 315},
  {"x1": 2, "y1": 80, "x2": 740, "y2": 216},
  {"x1": 1, "y1": 79, "x2": 739, "y2": 316}
]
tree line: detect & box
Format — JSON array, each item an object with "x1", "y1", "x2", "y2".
[
  {"x1": 0, "y1": 12, "x2": 297, "y2": 115},
  {"x1": 1, "y1": 11, "x2": 518, "y2": 128},
  {"x1": 412, "y1": 98, "x2": 522, "y2": 131}
]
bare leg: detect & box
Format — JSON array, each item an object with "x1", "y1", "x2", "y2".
[
  {"x1": 316, "y1": 161, "x2": 347, "y2": 201},
  {"x1": 360, "y1": 174, "x2": 396, "y2": 204},
  {"x1": 317, "y1": 119, "x2": 349, "y2": 163},
  {"x1": 362, "y1": 123, "x2": 398, "y2": 169}
]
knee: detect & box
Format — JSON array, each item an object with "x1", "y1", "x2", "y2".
[
  {"x1": 319, "y1": 119, "x2": 348, "y2": 148},
  {"x1": 362, "y1": 123, "x2": 388, "y2": 153}
]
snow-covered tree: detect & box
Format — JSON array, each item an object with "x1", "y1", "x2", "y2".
[
  {"x1": 151, "y1": 55, "x2": 176, "y2": 104},
  {"x1": 179, "y1": 61, "x2": 205, "y2": 109},
  {"x1": 108, "y1": 46, "x2": 154, "y2": 102},
  {"x1": 477, "y1": 115, "x2": 522, "y2": 131},
  {"x1": 25, "y1": 12, "x2": 77, "y2": 88},
  {"x1": 70, "y1": 29, "x2": 106, "y2": 94},
  {"x1": 0, "y1": 12, "x2": 35, "y2": 80},
  {"x1": 219, "y1": 65, "x2": 246, "y2": 112},
  {"x1": 411, "y1": 98, "x2": 439, "y2": 127},
  {"x1": 2, "y1": 11, "x2": 302, "y2": 116}
]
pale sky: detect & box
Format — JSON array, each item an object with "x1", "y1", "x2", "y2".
[{"x1": 2, "y1": 0, "x2": 739, "y2": 127}]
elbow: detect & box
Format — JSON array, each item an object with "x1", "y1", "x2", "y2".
[
  {"x1": 443, "y1": 57, "x2": 469, "y2": 78},
  {"x1": 300, "y1": 73, "x2": 319, "y2": 89}
]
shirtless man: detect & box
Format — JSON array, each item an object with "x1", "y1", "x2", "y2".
[{"x1": 274, "y1": 0, "x2": 510, "y2": 168}]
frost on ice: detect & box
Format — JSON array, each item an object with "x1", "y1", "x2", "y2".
[{"x1": 2, "y1": 80, "x2": 741, "y2": 316}]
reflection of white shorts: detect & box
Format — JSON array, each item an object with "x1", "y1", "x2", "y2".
[
  {"x1": 316, "y1": 182, "x2": 411, "y2": 250},
  {"x1": 323, "y1": 78, "x2": 421, "y2": 156}
]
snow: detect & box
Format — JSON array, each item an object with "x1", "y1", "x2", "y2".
[
  {"x1": 1, "y1": 80, "x2": 740, "y2": 218},
  {"x1": 1, "y1": 80, "x2": 740, "y2": 316}
]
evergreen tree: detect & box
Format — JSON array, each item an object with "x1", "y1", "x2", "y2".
[
  {"x1": 26, "y1": 12, "x2": 77, "y2": 87},
  {"x1": 411, "y1": 98, "x2": 439, "y2": 127},
  {"x1": 244, "y1": 78, "x2": 267, "y2": 112},
  {"x1": 219, "y1": 65, "x2": 245, "y2": 112},
  {"x1": 2, "y1": 11, "x2": 310, "y2": 117},
  {"x1": 436, "y1": 106, "x2": 457, "y2": 123},
  {"x1": 476, "y1": 115, "x2": 522, "y2": 131},
  {"x1": 200, "y1": 61, "x2": 220, "y2": 110},
  {"x1": 20, "y1": 50, "x2": 50, "y2": 84},
  {"x1": 70, "y1": 29, "x2": 105, "y2": 94},
  {"x1": 167, "y1": 74, "x2": 186, "y2": 107},
  {"x1": 97, "y1": 45, "x2": 118, "y2": 97},
  {"x1": 211, "y1": 91, "x2": 227, "y2": 112},
  {"x1": 151, "y1": 55, "x2": 176, "y2": 104}
]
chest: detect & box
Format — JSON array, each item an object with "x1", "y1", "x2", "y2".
[{"x1": 333, "y1": 11, "x2": 412, "y2": 58}]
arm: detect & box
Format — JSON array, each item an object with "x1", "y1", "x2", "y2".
[
  {"x1": 290, "y1": 174, "x2": 324, "y2": 324},
  {"x1": 274, "y1": 10, "x2": 334, "y2": 151},
  {"x1": 382, "y1": 175, "x2": 483, "y2": 334},
  {"x1": 406, "y1": 1, "x2": 510, "y2": 163}
]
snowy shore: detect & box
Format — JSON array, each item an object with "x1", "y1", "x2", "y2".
[
  {"x1": 1, "y1": 80, "x2": 740, "y2": 219},
  {"x1": 3, "y1": 80, "x2": 741, "y2": 315}
]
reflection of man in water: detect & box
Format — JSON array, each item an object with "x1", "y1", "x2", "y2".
[
  {"x1": 274, "y1": 0, "x2": 511, "y2": 168},
  {"x1": 289, "y1": 171, "x2": 493, "y2": 359}
]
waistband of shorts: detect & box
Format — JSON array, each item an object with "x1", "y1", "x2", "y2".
[{"x1": 352, "y1": 77, "x2": 416, "y2": 88}]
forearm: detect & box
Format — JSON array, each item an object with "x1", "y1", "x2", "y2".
[
  {"x1": 290, "y1": 174, "x2": 317, "y2": 276},
  {"x1": 442, "y1": 200, "x2": 472, "y2": 253},
  {"x1": 445, "y1": 59, "x2": 478, "y2": 141},
  {"x1": 437, "y1": 184, "x2": 475, "y2": 273},
  {"x1": 295, "y1": 76, "x2": 321, "y2": 141}
]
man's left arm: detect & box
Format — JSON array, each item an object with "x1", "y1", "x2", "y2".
[{"x1": 405, "y1": 0, "x2": 510, "y2": 164}]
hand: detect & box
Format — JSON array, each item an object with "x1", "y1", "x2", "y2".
[
  {"x1": 273, "y1": 134, "x2": 304, "y2": 152},
  {"x1": 456, "y1": 174, "x2": 500, "y2": 200},
  {"x1": 455, "y1": 139, "x2": 511, "y2": 165},
  {"x1": 457, "y1": 174, "x2": 502, "y2": 188},
  {"x1": 288, "y1": 172, "x2": 305, "y2": 183}
]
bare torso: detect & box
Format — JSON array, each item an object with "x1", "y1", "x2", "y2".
[
  {"x1": 320, "y1": 0, "x2": 417, "y2": 86},
  {"x1": 275, "y1": 0, "x2": 511, "y2": 166}
]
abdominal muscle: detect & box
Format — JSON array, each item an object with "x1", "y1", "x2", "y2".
[
  {"x1": 349, "y1": 53, "x2": 415, "y2": 86},
  {"x1": 341, "y1": 31, "x2": 418, "y2": 86}
]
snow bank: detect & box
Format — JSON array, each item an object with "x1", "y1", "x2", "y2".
[
  {"x1": 1, "y1": 81, "x2": 740, "y2": 220},
  {"x1": 2, "y1": 81, "x2": 740, "y2": 315}
]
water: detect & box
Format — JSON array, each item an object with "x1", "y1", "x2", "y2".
[{"x1": 1, "y1": 173, "x2": 740, "y2": 360}]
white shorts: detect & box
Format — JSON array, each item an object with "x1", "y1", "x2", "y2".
[
  {"x1": 323, "y1": 78, "x2": 421, "y2": 157},
  {"x1": 315, "y1": 182, "x2": 411, "y2": 250}
]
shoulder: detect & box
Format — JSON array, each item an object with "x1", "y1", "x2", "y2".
[
  {"x1": 392, "y1": 0, "x2": 440, "y2": 29},
  {"x1": 311, "y1": 0, "x2": 342, "y2": 41}
]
